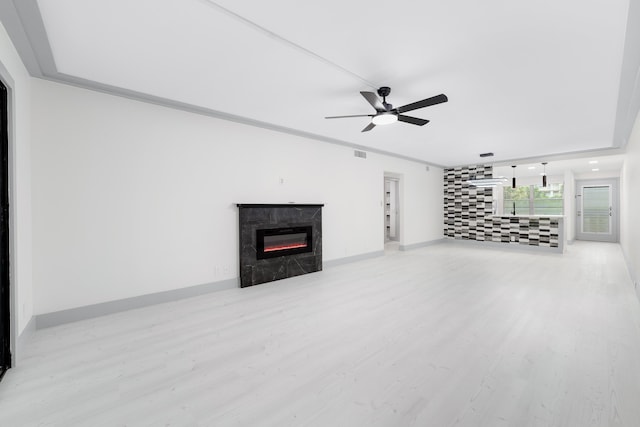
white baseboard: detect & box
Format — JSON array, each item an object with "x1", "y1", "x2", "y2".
[
  {"x1": 15, "y1": 316, "x2": 35, "y2": 365},
  {"x1": 35, "y1": 278, "x2": 238, "y2": 329},
  {"x1": 621, "y1": 247, "x2": 639, "y2": 303},
  {"x1": 34, "y1": 249, "x2": 389, "y2": 330},
  {"x1": 324, "y1": 250, "x2": 384, "y2": 268},
  {"x1": 399, "y1": 238, "x2": 446, "y2": 251}
]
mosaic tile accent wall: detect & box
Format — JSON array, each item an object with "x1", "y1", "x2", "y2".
[
  {"x1": 444, "y1": 165, "x2": 560, "y2": 248},
  {"x1": 444, "y1": 165, "x2": 493, "y2": 240}
]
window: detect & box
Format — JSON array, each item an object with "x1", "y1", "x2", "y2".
[
  {"x1": 503, "y1": 186, "x2": 530, "y2": 215},
  {"x1": 503, "y1": 183, "x2": 564, "y2": 215},
  {"x1": 533, "y1": 183, "x2": 564, "y2": 215}
]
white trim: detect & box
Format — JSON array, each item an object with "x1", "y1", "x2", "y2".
[
  {"x1": 16, "y1": 315, "x2": 34, "y2": 357},
  {"x1": 36, "y1": 249, "x2": 393, "y2": 329},
  {"x1": 399, "y1": 238, "x2": 446, "y2": 251},
  {"x1": 35, "y1": 278, "x2": 239, "y2": 329},
  {"x1": 621, "y1": 247, "x2": 639, "y2": 303},
  {"x1": 324, "y1": 251, "x2": 385, "y2": 268},
  {"x1": 613, "y1": 0, "x2": 640, "y2": 148}
]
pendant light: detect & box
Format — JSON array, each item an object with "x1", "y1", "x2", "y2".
[
  {"x1": 511, "y1": 165, "x2": 517, "y2": 189},
  {"x1": 542, "y1": 162, "x2": 548, "y2": 187}
]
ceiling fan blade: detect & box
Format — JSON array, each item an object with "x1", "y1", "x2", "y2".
[
  {"x1": 396, "y1": 94, "x2": 448, "y2": 114},
  {"x1": 360, "y1": 91, "x2": 386, "y2": 112},
  {"x1": 361, "y1": 122, "x2": 376, "y2": 132},
  {"x1": 397, "y1": 115, "x2": 430, "y2": 126},
  {"x1": 325, "y1": 114, "x2": 374, "y2": 119}
]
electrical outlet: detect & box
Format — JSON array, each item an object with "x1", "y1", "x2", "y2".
[
  {"x1": 223, "y1": 264, "x2": 230, "y2": 275},
  {"x1": 214, "y1": 266, "x2": 220, "y2": 278}
]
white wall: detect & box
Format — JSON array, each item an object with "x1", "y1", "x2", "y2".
[
  {"x1": 0, "y1": 22, "x2": 33, "y2": 336},
  {"x1": 401, "y1": 167, "x2": 443, "y2": 247},
  {"x1": 31, "y1": 79, "x2": 444, "y2": 314},
  {"x1": 563, "y1": 169, "x2": 575, "y2": 242},
  {"x1": 574, "y1": 170, "x2": 621, "y2": 180},
  {"x1": 621, "y1": 112, "x2": 640, "y2": 292}
]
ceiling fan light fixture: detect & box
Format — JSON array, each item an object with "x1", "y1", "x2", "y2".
[
  {"x1": 371, "y1": 113, "x2": 398, "y2": 125},
  {"x1": 326, "y1": 87, "x2": 447, "y2": 132}
]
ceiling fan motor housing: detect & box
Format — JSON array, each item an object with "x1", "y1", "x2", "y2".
[{"x1": 377, "y1": 86, "x2": 391, "y2": 98}]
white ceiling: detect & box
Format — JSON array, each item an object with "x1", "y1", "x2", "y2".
[
  {"x1": 2, "y1": 0, "x2": 637, "y2": 167},
  {"x1": 493, "y1": 154, "x2": 625, "y2": 179}
]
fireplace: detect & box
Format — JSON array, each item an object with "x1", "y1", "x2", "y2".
[
  {"x1": 257, "y1": 226, "x2": 313, "y2": 259},
  {"x1": 237, "y1": 204, "x2": 323, "y2": 287}
]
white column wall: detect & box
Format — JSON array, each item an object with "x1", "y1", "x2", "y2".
[
  {"x1": 621, "y1": 112, "x2": 640, "y2": 292},
  {"x1": 31, "y1": 79, "x2": 444, "y2": 314},
  {"x1": 563, "y1": 169, "x2": 576, "y2": 242}
]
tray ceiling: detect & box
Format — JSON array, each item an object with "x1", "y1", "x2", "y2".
[{"x1": 2, "y1": 0, "x2": 638, "y2": 166}]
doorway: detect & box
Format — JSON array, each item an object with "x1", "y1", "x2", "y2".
[
  {"x1": 384, "y1": 177, "x2": 400, "y2": 243},
  {"x1": 575, "y1": 179, "x2": 619, "y2": 243},
  {"x1": 0, "y1": 79, "x2": 9, "y2": 380}
]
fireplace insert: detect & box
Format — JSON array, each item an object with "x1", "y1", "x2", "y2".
[{"x1": 256, "y1": 226, "x2": 313, "y2": 260}]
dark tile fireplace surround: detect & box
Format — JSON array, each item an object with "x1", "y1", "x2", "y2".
[{"x1": 237, "y1": 204, "x2": 323, "y2": 287}]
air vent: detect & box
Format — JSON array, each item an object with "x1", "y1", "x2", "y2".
[
  {"x1": 480, "y1": 152, "x2": 494, "y2": 158},
  {"x1": 354, "y1": 150, "x2": 367, "y2": 159}
]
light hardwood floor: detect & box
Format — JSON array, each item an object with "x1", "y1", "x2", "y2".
[{"x1": 1, "y1": 241, "x2": 639, "y2": 426}]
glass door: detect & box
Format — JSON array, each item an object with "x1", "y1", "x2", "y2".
[{"x1": 576, "y1": 179, "x2": 618, "y2": 242}]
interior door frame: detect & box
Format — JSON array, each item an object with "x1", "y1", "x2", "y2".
[
  {"x1": 575, "y1": 178, "x2": 619, "y2": 243},
  {"x1": 0, "y1": 60, "x2": 16, "y2": 373},
  {"x1": 0, "y1": 77, "x2": 8, "y2": 379},
  {"x1": 383, "y1": 172, "x2": 403, "y2": 245},
  {"x1": 384, "y1": 177, "x2": 400, "y2": 242}
]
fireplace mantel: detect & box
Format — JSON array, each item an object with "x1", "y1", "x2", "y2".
[{"x1": 236, "y1": 203, "x2": 324, "y2": 208}]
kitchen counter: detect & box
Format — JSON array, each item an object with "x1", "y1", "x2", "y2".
[
  {"x1": 478, "y1": 215, "x2": 565, "y2": 252},
  {"x1": 487, "y1": 214, "x2": 565, "y2": 219}
]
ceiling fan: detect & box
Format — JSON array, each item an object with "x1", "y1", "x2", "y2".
[{"x1": 325, "y1": 86, "x2": 448, "y2": 132}]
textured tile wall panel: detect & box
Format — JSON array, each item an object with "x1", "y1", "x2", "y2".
[{"x1": 444, "y1": 166, "x2": 560, "y2": 248}]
